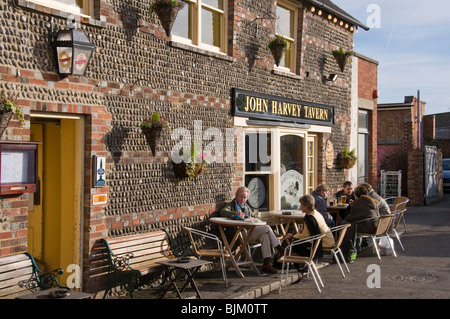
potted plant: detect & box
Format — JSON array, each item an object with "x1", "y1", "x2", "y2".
[
  {"x1": 332, "y1": 45, "x2": 353, "y2": 72},
  {"x1": 1, "y1": 91, "x2": 25, "y2": 136},
  {"x1": 337, "y1": 146, "x2": 357, "y2": 169},
  {"x1": 140, "y1": 112, "x2": 171, "y2": 155},
  {"x1": 173, "y1": 141, "x2": 209, "y2": 180},
  {"x1": 268, "y1": 35, "x2": 288, "y2": 67},
  {"x1": 148, "y1": 0, "x2": 185, "y2": 37}
]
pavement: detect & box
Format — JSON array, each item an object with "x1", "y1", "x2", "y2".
[{"x1": 121, "y1": 193, "x2": 450, "y2": 301}]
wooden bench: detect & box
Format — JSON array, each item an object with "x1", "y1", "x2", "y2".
[
  {"x1": 100, "y1": 229, "x2": 191, "y2": 299},
  {"x1": 0, "y1": 253, "x2": 68, "y2": 299}
]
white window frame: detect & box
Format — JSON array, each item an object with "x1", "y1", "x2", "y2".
[
  {"x1": 26, "y1": 0, "x2": 93, "y2": 17},
  {"x1": 274, "y1": 1, "x2": 298, "y2": 73},
  {"x1": 171, "y1": 0, "x2": 227, "y2": 54},
  {"x1": 243, "y1": 126, "x2": 316, "y2": 210}
]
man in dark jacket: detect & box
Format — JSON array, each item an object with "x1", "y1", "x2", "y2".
[{"x1": 311, "y1": 184, "x2": 335, "y2": 227}]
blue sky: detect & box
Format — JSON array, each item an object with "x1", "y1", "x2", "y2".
[{"x1": 332, "y1": 0, "x2": 450, "y2": 115}]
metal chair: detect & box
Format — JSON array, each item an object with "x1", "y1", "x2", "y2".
[
  {"x1": 183, "y1": 227, "x2": 230, "y2": 287},
  {"x1": 385, "y1": 196, "x2": 409, "y2": 231},
  {"x1": 323, "y1": 224, "x2": 351, "y2": 278},
  {"x1": 278, "y1": 234, "x2": 326, "y2": 293},
  {"x1": 389, "y1": 209, "x2": 406, "y2": 251},
  {"x1": 356, "y1": 214, "x2": 396, "y2": 261}
]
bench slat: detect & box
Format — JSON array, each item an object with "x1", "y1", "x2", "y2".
[
  {"x1": 0, "y1": 260, "x2": 34, "y2": 274},
  {"x1": 0, "y1": 266, "x2": 33, "y2": 282},
  {"x1": 0, "y1": 254, "x2": 32, "y2": 266}
]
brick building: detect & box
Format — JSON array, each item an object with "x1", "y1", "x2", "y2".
[
  {"x1": 424, "y1": 112, "x2": 450, "y2": 159},
  {"x1": 0, "y1": 0, "x2": 372, "y2": 293}
]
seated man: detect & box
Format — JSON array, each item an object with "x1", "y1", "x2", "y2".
[
  {"x1": 311, "y1": 184, "x2": 335, "y2": 227},
  {"x1": 219, "y1": 186, "x2": 284, "y2": 274},
  {"x1": 334, "y1": 181, "x2": 355, "y2": 220}
]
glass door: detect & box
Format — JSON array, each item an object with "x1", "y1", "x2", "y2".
[{"x1": 280, "y1": 135, "x2": 304, "y2": 209}]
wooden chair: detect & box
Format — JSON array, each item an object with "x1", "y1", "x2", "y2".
[
  {"x1": 356, "y1": 215, "x2": 396, "y2": 261},
  {"x1": 278, "y1": 234, "x2": 326, "y2": 293},
  {"x1": 323, "y1": 224, "x2": 351, "y2": 278},
  {"x1": 183, "y1": 227, "x2": 230, "y2": 287}
]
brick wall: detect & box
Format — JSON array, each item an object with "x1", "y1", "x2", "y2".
[
  {"x1": 1, "y1": 0, "x2": 358, "y2": 292},
  {"x1": 407, "y1": 149, "x2": 424, "y2": 205}
]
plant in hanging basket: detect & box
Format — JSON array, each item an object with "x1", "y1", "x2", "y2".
[
  {"x1": 140, "y1": 112, "x2": 171, "y2": 155},
  {"x1": 148, "y1": 0, "x2": 185, "y2": 37},
  {"x1": 172, "y1": 141, "x2": 209, "y2": 180},
  {"x1": 268, "y1": 35, "x2": 288, "y2": 67},
  {"x1": 337, "y1": 146, "x2": 357, "y2": 169},
  {"x1": 332, "y1": 45, "x2": 353, "y2": 72},
  {"x1": 1, "y1": 91, "x2": 25, "y2": 136}
]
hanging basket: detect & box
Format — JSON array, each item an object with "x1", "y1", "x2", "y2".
[
  {"x1": 153, "y1": 4, "x2": 183, "y2": 37},
  {"x1": 142, "y1": 126, "x2": 165, "y2": 155},
  {"x1": 334, "y1": 54, "x2": 349, "y2": 72},
  {"x1": 0, "y1": 110, "x2": 13, "y2": 137},
  {"x1": 269, "y1": 44, "x2": 286, "y2": 67},
  {"x1": 173, "y1": 161, "x2": 204, "y2": 179},
  {"x1": 337, "y1": 153, "x2": 357, "y2": 169}
]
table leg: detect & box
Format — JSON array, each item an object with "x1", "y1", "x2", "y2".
[
  {"x1": 179, "y1": 267, "x2": 202, "y2": 299},
  {"x1": 235, "y1": 227, "x2": 260, "y2": 275},
  {"x1": 160, "y1": 267, "x2": 184, "y2": 299},
  {"x1": 217, "y1": 225, "x2": 245, "y2": 278}
]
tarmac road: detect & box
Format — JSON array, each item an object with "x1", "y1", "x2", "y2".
[{"x1": 258, "y1": 193, "x2": 450, "y2": 299}]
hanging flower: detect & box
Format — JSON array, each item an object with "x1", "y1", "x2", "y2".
[
  {"x1": 1, "y1": 91, "x2": 25, "y2": 127},
  {"x1": 140, "y1": 112, "x2": 171, "y2": 131}
]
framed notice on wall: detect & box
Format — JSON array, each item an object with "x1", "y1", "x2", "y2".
[
  {"x1": 0, "y1": 142, "x2": 39, "y2": 195},
  {"x1": 93, "y1": 155, "x2": 106, "y2": 187}
]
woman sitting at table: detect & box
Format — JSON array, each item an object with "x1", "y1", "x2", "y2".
[
  {"x1": 284, "y1": 194, "x2": 335, "y2": 258},
  {"x1": 219, "y1": 186, "x2": 284, "y2": 274},
  {"x1": 340, "y1": 186, "x2": 381, "y2": 261}
]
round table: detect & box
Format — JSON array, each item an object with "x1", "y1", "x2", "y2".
[
  {"x1": 269, "y1": 210, "x2": 306, "y2": 244},
  {"x1": 210, "y1": 217, "x2": 266, "y2": 277}
]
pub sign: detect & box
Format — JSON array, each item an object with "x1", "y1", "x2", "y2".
[{"x1": 232, "y1": 88, "x2": 334, "y2": 126}]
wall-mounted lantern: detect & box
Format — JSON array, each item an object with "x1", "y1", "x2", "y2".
[{"x1": 52, "y1": 24, "x2": 95, "y2": 76}]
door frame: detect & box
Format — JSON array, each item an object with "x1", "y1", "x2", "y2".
[{"x1": 29, "y1": 111, "x2": 85, "y2": 289}]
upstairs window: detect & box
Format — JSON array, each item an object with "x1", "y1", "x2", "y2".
[
  {"x1": 172, "y1": 0, "x2": 227, "y2": 53},
  {"x1": 27, "y1": 0, "x2": 93, "y2": 16},
  {"x1": 275, "y1": 1, "x2": 297, "y2": 72}
]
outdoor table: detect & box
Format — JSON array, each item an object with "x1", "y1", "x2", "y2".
[
  {"x1": 15, "y1": 288, "x2": 93, "y2": 299},
  {"x1": 327, "y1": 204, "x2": 349, "y2": 225},
  {"x1": 157, "y1": 258, "x2": 212, "y2": 299},
  {"x1": 269, "y1": 210, "x2": 306, "y2": 244},
  {"x1": 210, "y1": 217, "x2": 266, "y2": 278}
]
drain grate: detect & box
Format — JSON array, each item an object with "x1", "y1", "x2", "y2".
[{"x1": 391, "y1": 273, "x2": 437, "y2": 283}]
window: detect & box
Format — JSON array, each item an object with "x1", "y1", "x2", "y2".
[
  {"x1": 172, "y1": 0, "x2": 227, "y2": 53},
  {"x1": 243, "y1": 128, "x2": 314, "y2": 211},
  {"x1": 275, "y1": 2, "x2": 297, "y2": 72},
  {"x1": 358, "y1": 110, "x2": 369, "y2": 184},
  {"x1": 307, "y1": 136, "x2": 316, "y2": 194},
  {"x1": 26, "y1": 0, "x2": 92, "y2": 16}
]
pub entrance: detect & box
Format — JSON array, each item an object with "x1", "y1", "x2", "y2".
[{"x1": 28, "y1": 114, "x2": 84, "y2": 287}]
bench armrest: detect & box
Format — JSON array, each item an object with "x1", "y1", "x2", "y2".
[{"x1": 18, "y1": 253, "x2": 69, "y2": 291}]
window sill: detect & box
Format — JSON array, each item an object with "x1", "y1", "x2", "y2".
[
  {"x1": 272, "y1": 68, "x2": 302, "y2": 80},
  {"x1": 17, "y1": 0, "x2": 106, "y2": 28},
  {"x1": 169, "y1": 41, "x2": 235, "y2": 63}
]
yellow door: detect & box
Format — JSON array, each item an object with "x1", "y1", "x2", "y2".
[{"x1": 28, "y1": 117, "x2": 83, "y2": 287}]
